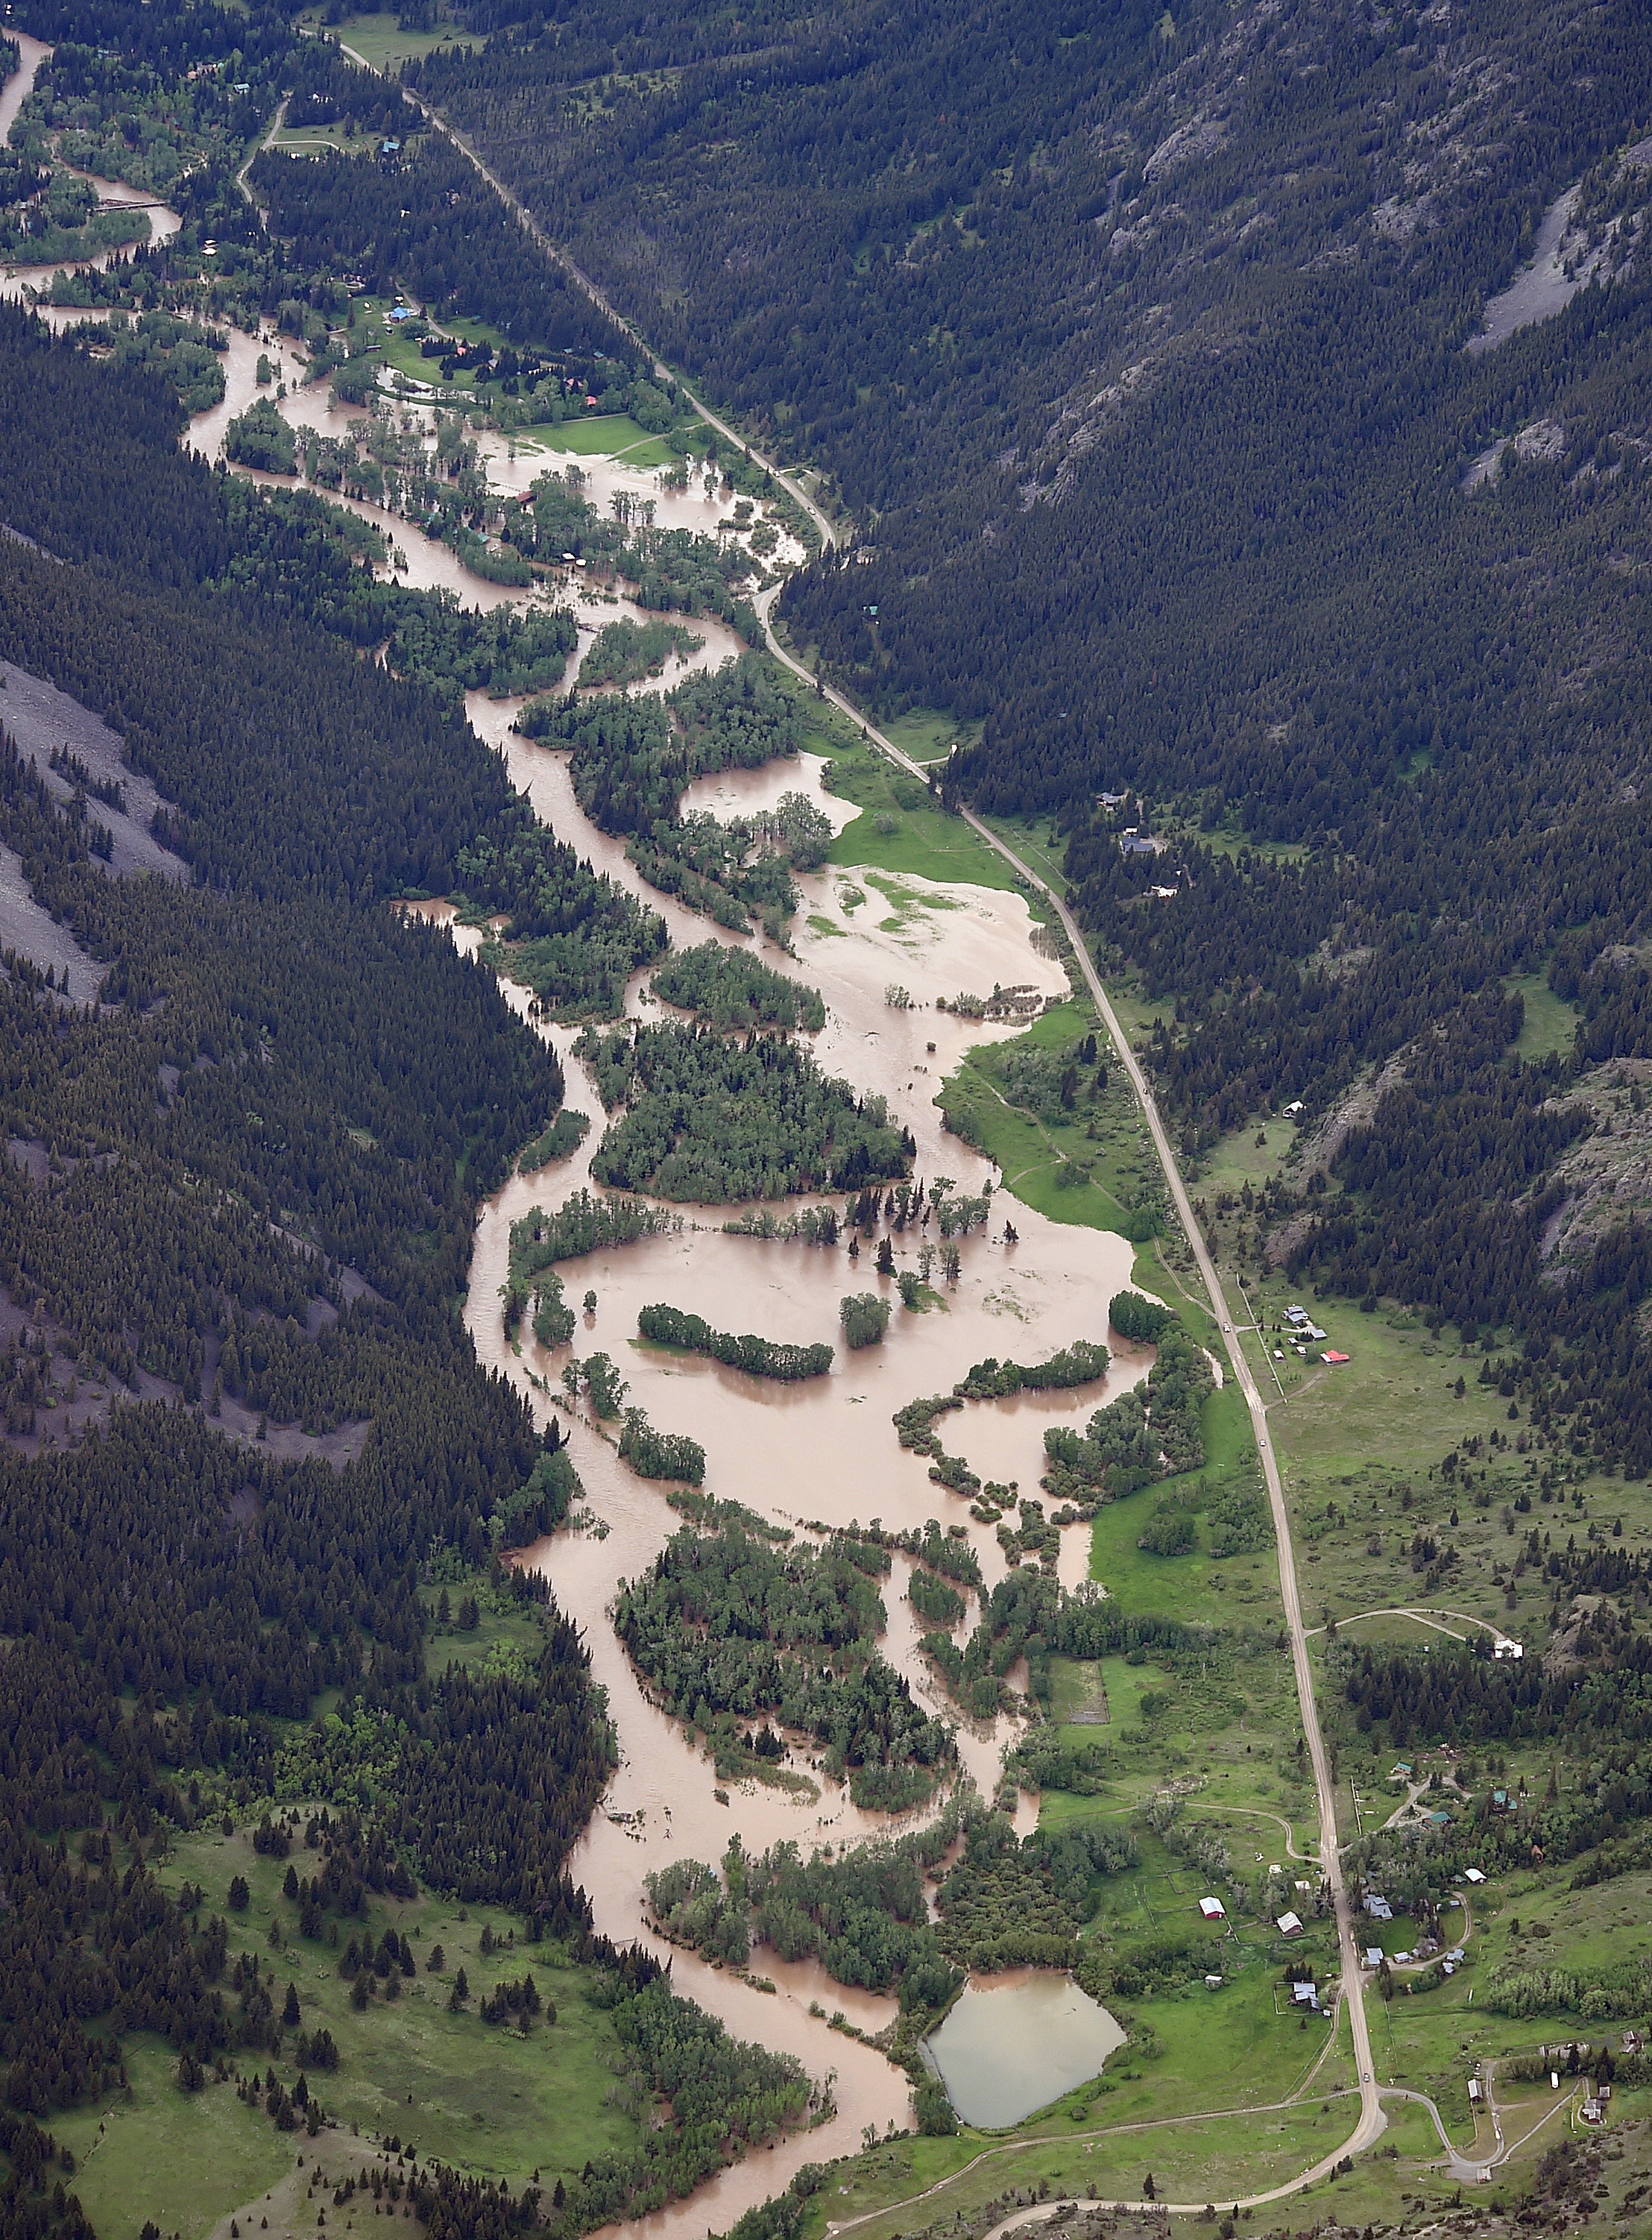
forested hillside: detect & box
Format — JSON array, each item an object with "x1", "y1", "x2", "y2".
[
  {"x1": 409, "y1": 0, "x2": 1652, "y2": 869},
  {"x1": 0, "y1": 298, "x2": 706, "y2": 2225}
]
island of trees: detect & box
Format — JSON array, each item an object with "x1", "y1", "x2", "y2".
[
  {"x1": 517, "y1": 659, "x2": 830, "y2": 935},
  {"x1": 652, "y1": 941, "x2": 826, "y2": 1033},
  {"x1": 576, "y1": 1020, "x2": 912, "y2": 1201},
  {"x1": 615, "y1": 1519, "x2": 956, "y2": 1811},
  {"x1": 638, "y1": 1304, "x2": 833, "y2": 1381}
]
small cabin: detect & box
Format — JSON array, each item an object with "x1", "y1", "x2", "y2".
[
  {"x1": 1275, "y1": 1911, "x2": 1304, "y2": 1938},
  {"x1": 1199, "y1": 1896, "x2": 1227, "y2": 1922}
]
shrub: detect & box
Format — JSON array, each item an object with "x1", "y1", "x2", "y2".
[
  {"x1": 224, "y1": 398, "x2": 297, "y2": 474},
  {"x1": 907, "y1": 1569, "x2": 966, "y2": 1627},
  {"x1": 638, "y1": 1303, "x2": 832, "y2": 1379},
  {"x1": 619, "y1": 1409, "x2": 706, "y2": 1484},
  {"x1": 1136, "y1": 1506, "x2": 1197, "y2": 1557}
]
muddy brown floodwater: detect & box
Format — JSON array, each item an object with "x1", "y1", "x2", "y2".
[
  {"x1": 192, "y1": 338, "x2": 790, "y2": 656},
  {"x1": 0, "y1": 42, "x2": 1152, "y2": 2221},
  {"x1": 438, "y1": 686, "x2": 1145, "y2": 2230}
]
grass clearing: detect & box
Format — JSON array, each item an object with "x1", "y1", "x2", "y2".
[
  {"x1": 937, "y1": 1001, "x2": 1158, "y2": 1239},
  {"x1": 56, "y1": 1805, "x2": 649, "y2": 2240},
  {"x1": 517, "y1": 414, "x2": 674, "y2": 464},
  {"x1": 1505, "y1": 968, "x2": 1580, "y2": 1060},
  {"x1": 1202, "y1": 831, "x2": 1310, "y2": 866},
  {"x1": 809, "y1": 2095, "x2": 1361, "y2": 2240},
  {"x1": 1086, "y1": 1389, "x2": 1273, "y2": 1631},
  {"x1": 51, "y1": 2037, "x2": 293, "y2": 2240},
  {"x1": 1176, "y1": 1103, "x2": 1571, "y2": 1649},
  {"x1": 304, "y1": 10, "x2": 478, "y2": 71},
  {"x1": 980, "y1": 810, "x2": 1074, "y2": 899},
  {"x1": 418, "y1": 1567, "x2": 548, "y2": 1679},
  {"x1": 876, "y1": 708, "x2": 980, "y2": 765},
  {"x1": 268, "y1": 122, "x2": 376, "y2": 158}
]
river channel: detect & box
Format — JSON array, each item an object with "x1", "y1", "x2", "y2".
[
  {"x1": 235, "y1": 362, "x2": 1139, "y2": 2233},
  {"x1": 444, "y1": 693, "x2": 1143, "y2": 2227},
  {"x1": 0, "y1": 34, "x2": 183, "y2": 309},
  {"x1": 445, "y1": 750, "x2": 1141, "y2": 2228}
]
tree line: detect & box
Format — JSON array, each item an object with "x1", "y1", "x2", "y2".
[{"x1": 0, "y1": 289, "x2": 656, "y2": 2197}]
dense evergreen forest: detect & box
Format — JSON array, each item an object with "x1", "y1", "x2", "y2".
[
  {"x1": 410, "y1": 0, "x2": 1652, "y2": 1477},
  {"x1": 15, "y1": 0, "x2": 1652, "y2": 2222},
  {"x1": 250, "y1": 37, "x2": 628, "y2": 359}
]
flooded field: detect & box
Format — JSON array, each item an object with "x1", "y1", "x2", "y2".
[{"x1": 190, "y1": 366, "x2": 757, "y2": 684}]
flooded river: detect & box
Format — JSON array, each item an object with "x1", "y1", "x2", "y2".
[
  {"x1": 189, "y1": 348, "x2": 755, "y2": 681},
  {"x1": 0, "y1": 33, "x2": 183, "y2": 306},
  {"x1": 447, "y1": 658, "x2": 1140, "y2": 2217},
  {"x1": 4, "y1": 98, "x2": 1141, "y2": 2215}
]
